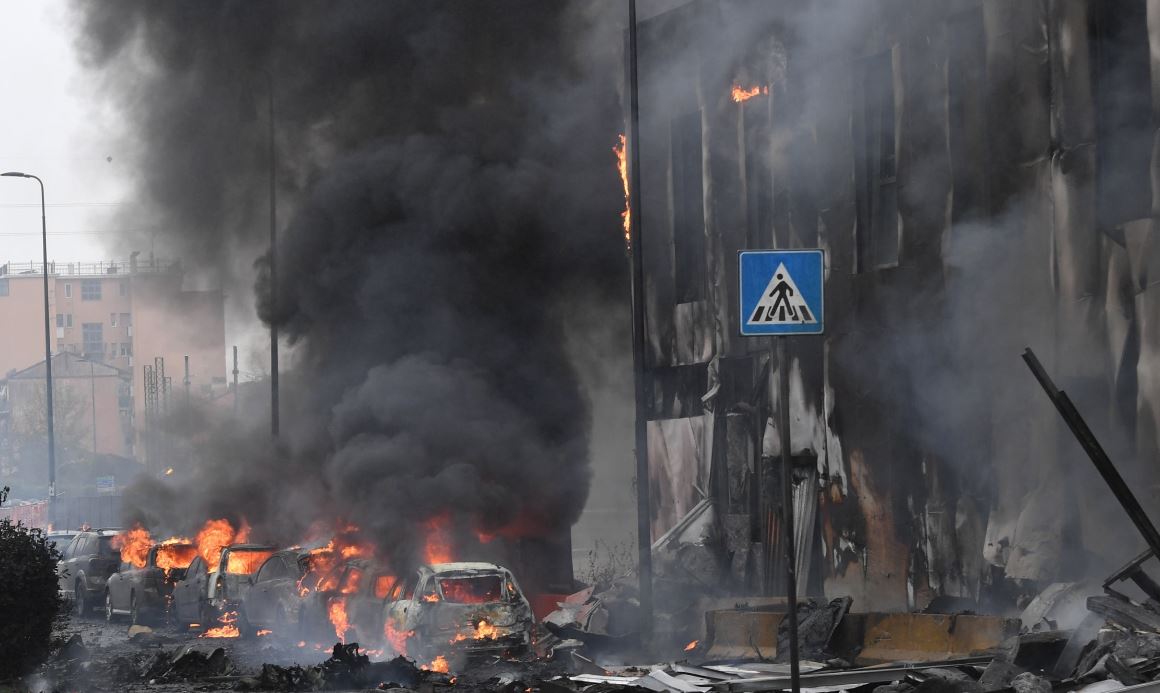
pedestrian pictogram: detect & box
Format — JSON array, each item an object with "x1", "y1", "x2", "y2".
[
  {"x1": 739, "y1": 250, "x2": 824, "y2": 336},
  {"x1": 749, "y1": 263, "x2": 815, "y2": 325}
]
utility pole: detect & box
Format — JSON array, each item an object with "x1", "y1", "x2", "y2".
[
  {"x1": 626, "y1": 0, "x2": 653, "y2": 642},
  {"x1": 89, "y1": 360, "x2": 97, "y2": 455},
  {"x1": 266, "y1": 71, "x2": 280, "y2": 439}
]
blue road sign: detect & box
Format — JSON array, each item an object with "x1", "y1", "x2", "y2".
[{"x1": 739, "y1": 250, "x2": 824, "y2": 336}]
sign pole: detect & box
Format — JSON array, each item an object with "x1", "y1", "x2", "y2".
[
  {"x1": 739, "y1": 247, "x2": 820, "y2": 693},
  {"x1": 777, "y1": 335, "x2": 801, "y2": 693}
]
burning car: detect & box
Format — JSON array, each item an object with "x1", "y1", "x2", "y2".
[
  {"x1": 172, "y1": 543, "x2": 276, "y2": 627},
  {"x1": 384, "y1": 562, "x2": 534, "y2": 661},
  {"x1": 240, "y1": 549, "x2": 317, "y2": 636},
  {"x1": 105, "y1": 540, "x2": 198, "y2": 625}
]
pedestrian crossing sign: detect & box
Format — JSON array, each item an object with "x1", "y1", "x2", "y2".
[{"x1": 739, "y1": 249, "x2": 824, "y2": 336}]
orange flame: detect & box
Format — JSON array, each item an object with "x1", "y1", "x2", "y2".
[
  {"x1": 112, "y1": 525, "x2": 152, "y2": 568},
  {"x1": 424, "y1": 655, "x2": 450, "y2": 674},
  {"x1": 614, "y1": 134, "x2": 631, "y2": 248},
  {"x1": 195, "y1": 519, "x2": 243, "y2": 566},
  {"x1": 423, "y1": 515, "x2": 453, "y2": 564},
  {"x1": 451, "y1": 619, "x2": 499, "y2": 643},
  {"x1": 328, "y1": 598, "x2": 350, "y2": 641},
  {"x1": 155, "y1": 541, "x2": 197, "y2": 576},
  {"x1": 423, "y1": 593, "x2": 441, "y2": 603},
  {"x1": 384, "y1": 620, "x2": 414, "y2": 656},
  {"x1": 374, "y1": 575, "x2": 395, "y2": 599},
  {"x1": 341, "y1": 567, "x2": 363, "y2": 595},
  {"x1": 202, "y1": 610, "x2": 240, "y2": 638},
  {"x1": 257, "y1": 629, "x2": 272, "y2": 637},
  {"x1": 731, "y1": 84, "x2": 769, "y2": 103},
  {"x1": 225, "y1": 549, "x2": 274, "y2": 575},
  {"x1": 685, "y1": 639, "x2": 699, "y2": 652}
]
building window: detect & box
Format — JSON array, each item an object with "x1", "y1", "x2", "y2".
[
  {"x1": 110, "y1": 313, "x2": 117, "y2": 327},
  {"x1": 66, "y1": 314, "x2": 73, "y2": 328},
  {"x1": 947, "y1": 9, "x2": 988, "y2": 225},
  {"x1": 120, "y1": 343, "x2": 132, "y2": 357},
  {"x1": 81, "y1": 279, "x2": 101, "y2": 301},
  {"x1": 853, "y1": 47, "x2": 900, "y2": 272},
  {"x1": 671, "y1": 109, "x2": 706, "y2": 302},
  {"x1": 0, "y1": 279, "x2": 8, "y2": 297},
  {"x1": 1092, "y1": 0, "x2": 1152, "y2": 227},
  {"x1": 82, "y1": 323, "x2": 103, "y2": 358},
  {"x1": 56, "y1": 314, "x2": 64, "y2": 328},
  {"x1": 120, "y1": 313, "x2": 130, "y2": 328},
  {"x1": 64, "y1": 283, "x2": 71, "y2": 298}
]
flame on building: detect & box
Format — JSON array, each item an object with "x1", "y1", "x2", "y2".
[
  {"x1": 731, "y1": 84, "x2": 769, "y2": 102},
  {"x1": 614, "y1": 134, "x2": 631, "y2": 249}
]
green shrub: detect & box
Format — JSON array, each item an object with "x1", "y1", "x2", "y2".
[{"x1": 0, "y1": 488, "x2": 61, "y2": 680}]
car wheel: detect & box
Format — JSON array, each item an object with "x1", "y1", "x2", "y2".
[
  {"x1": 75, "y1": 581, "x2": 88, "y2": 617},
  {"x1": 105, "y1": 591, "x2": 115, "y2": 622}
]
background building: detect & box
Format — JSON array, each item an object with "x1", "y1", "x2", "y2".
[
  {"x1": 632, "y1": 0, "x2": 1160, "y2": 611},
  {"x1": 0, "y1": 257, "x2": 226, "y2": 476}
]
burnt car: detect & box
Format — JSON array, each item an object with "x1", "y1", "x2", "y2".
[
  {"x1": 383, "y1": 562, "x2": 534, "y2": 660},
  {"x1": 57, "y1": 529, "x2": 122, "y2": 616},
  {"x1": 240, "y1": 549, "x2": 315, "y2": 635},
  {"x1": 172, "y1": 543, "x2": 276, "y2": 627},
  {"x1": 105, "y1": 541, "x2": 198, "y2": 625}
]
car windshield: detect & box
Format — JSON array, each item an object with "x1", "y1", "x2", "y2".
[
  {"x1": 437, "y1": 575, "x2": 503, "y2": 603},
  {"x1": 97, "y1": 536, "x2": 118, "y2": 557},
  {"x1": 224, "y1": 549, "x2": 275, "y2": 575}
]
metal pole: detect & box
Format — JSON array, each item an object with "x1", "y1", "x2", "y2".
[
  {"x1": 232, "y1": 345, "x2": 239, "y2": 416},
  {"x1": 1022, "y1": 347, "x2": 1160, "y2": 555},
  {"x1": 627, "y1": 0, "x2": 654, "y2": 641},
  {"x1": 89, "y1": 360, "x2": 97, "y2": 455},
  {"x1": 267, "y1": 72, "x2": 280, "y2": 438},
  {"x1": 184, "y1": 354, "x2": 190, "y2": 404},
  {"x1": 777, "y1": 336, "x2": 801, "y2": 693}
]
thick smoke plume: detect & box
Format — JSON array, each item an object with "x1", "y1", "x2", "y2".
[{"x1": 71, "y1": 1, "x2": 627, "y2": 568}]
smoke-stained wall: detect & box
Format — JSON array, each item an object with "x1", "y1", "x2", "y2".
[{"x1": 636, "y1": 0, "x2": 1160, "y2": 610}]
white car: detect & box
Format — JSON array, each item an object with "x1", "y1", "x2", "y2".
[{"x1": 383, "y1": 562, "x2": 534, "y2": 661}]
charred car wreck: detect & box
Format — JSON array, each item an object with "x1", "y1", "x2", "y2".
[
  {"x1": 386, "y1": 562, "x2": 534, "y2": 662},
  {"x1": 105, "y1": 540, "x2": 198, "y2": 625}
]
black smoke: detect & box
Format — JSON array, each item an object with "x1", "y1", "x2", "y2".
[{"x1": 70, "y1": 1, "x2": 627, "y2": 568}]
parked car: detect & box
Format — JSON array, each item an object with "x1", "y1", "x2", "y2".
[
  {"x1": 57, "y1": 529, "x2": 123, "y2": 616},
  {"x1": 105, "y1": 541, "x2": 198, "y2": 625},
  {"x1": 383, "y1": 562, "x2": 534, "y2": 660},
  {"x1": 172, "y1": 543, "x2": 277, "y2": 628},
  {"x1": 46, "y1": 531, "x2": 79, "y2": 554}
]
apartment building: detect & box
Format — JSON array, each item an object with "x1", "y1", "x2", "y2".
[{"x1": 0, "y1": 258, "x2": 227, "y2": 461}]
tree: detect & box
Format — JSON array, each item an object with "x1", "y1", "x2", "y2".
[
  {"x1": 4, "y1": 380, "x2": 91, "y2": 497},
  {"x1": 0, "y1": 486, "x2": 62, "y2": 680}
]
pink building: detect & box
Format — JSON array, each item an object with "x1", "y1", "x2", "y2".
[{"x1": 0, "y1": 259, "x2": 226, "y2": 463}]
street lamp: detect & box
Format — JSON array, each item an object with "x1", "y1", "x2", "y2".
[{"x1": 1, "y1": 172, "x2": 55, "y2": 520}]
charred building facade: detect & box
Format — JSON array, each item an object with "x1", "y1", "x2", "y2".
[{"x1": 636, "y1": 0, "x2": 1160, "y2": 610}]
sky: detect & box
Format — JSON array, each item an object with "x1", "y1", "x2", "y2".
[{"x1": 0, "y1": 0, "x2": 130, "y2": 264}]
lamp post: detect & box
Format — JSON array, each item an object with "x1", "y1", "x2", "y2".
[{"x1": 2, "y1": 172, "x2": 55, "y2": 520}]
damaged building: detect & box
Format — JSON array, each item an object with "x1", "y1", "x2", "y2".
[{"x1": 634, "y1": 0, "x2": 1160, "y2": 611}]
